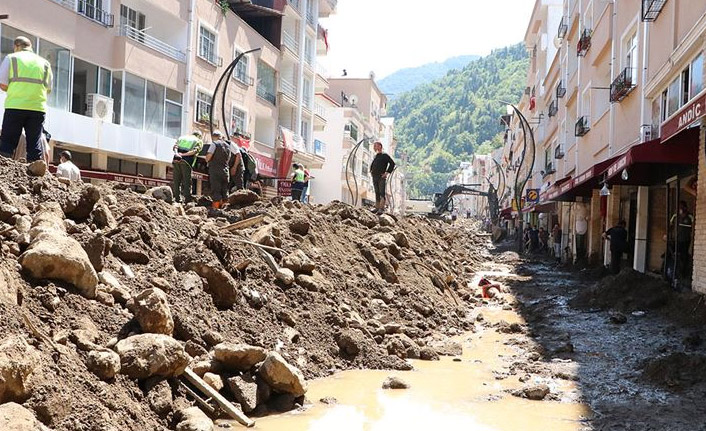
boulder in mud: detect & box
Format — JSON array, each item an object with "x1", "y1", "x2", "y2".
[
  {"x1": 512, "y1": 384, "x2": 550, "y2": 400},
  {"x1": 419, "y1": 346, "x2": 440, "y2": 361},
  {"x1": 0, "y1": 336, "x2": 40, "y2": 403},
  {"x1": 122, "y1": 205, "x2": 151, "y2": 222},
  {"x1": 228, "y1": 189, "x2": 260, "y2": 206},
  {"x1": 282, "y1": 250, "x2": 316, "y2": 274},
  {"x1": 64, "y1": 185, "x2": 101, "y2": 220},
  {"x1": 131, "y1": 288, "x2": 174, "y2": 335},
  {"x1": 427, "y1": 335, "x2": 463, "y2": 357},
  {"x1": 202, "y1": 372, "x2": 224, "y2": 392},
  {"x1": 275, "y1": 268, "x2": 295, "y2": 285},
  {"x1": 146, "y1": 186, "x2": 173, "y2": 203},
  {"x1": 176, "y1": 407, "x2": 214, "y2": 431},
  {"x1": 19, "y1": 203, "x2": 98, "y2": 298},
  {"x1": 0, "y1": 402, "x2": 53, "y2": 431},
  {"x1": 115, "y1": 334, "x2": 189, "y2": 379},
  {"x1": 86, "y1": 348, "x2": 121, "y2": 380},
  {"x1": 288, "y1": 218, "x2": 310, "y2": 236},
  {"x1": 385, "y1": 334, "x2": 420, "y2": 359},
  {"x1": 80, "y1": 233, "x2": 111, "y2": 272},
  {"x1": 382, "y1": 376, "x2": 409, "y2": 389},
  {"x1": 257, "y1": 352, "x2": 307, "y2": 396},
  {"x1": 378, "y1": 214, "x2": 396, "y2": 227},
  {"x1": 173, "y1": 249, "x2": 240, "y2": 309},
  {"x1": 213, "y1": 343, "x2": 266, "y2": 371},
  {"x1": 227, "y1": 375, "x2": 258, "y2": 412},
  {"x1": 295, "y1": 272, "x2": 331, "y2": 292},
  {"x1": 336, "y1": 329, "x2": 365, "y2": 356},
  {"x1": 91, "y1": 202, "x2": 117, "y2": 229},
  {"x1": 27, "y1": 160, "x2": 47, "y2": 177}
]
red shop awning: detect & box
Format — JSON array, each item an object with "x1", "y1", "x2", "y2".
[
  {"x1": 605, "y1": 127, "x2": 699, "y2": 185},
  {"x1": 551, "y1": 156, "x2": 619, "y2": 201}
]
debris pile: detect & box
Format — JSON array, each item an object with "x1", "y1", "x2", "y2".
[{"x1": 0, "y1": 158, "x2": 490, "y2": 430}]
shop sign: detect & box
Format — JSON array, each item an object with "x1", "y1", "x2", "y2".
[
  {"x1": 661, "y1": 90, "x2": 706, "y2": 142},
  {"x1": 278, "y1": 180, "x2": 292, "y2": 197},
  {"x1": 526, "y1": 189, "x2": 540, "y2": 203},
  {"x1": 574, "y1": 168, "x2": 595, "y2": 187},
  {"x1": 251, "y1": 152, "x2": 278, "y2": 178},
  {"x1": 606, "y1": 155, "x2": 628, "y2": 178}
]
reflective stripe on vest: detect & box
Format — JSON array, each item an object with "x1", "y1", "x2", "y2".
[
  {"x1": 177, "y1": 135, "x2": 200, "y2": 151},
  {"x1": 294, "y1": 170, "x2": 305, "y2": 182},
  {"x1": 5, "y1": 50, "x2": 50, "y2": 112}
]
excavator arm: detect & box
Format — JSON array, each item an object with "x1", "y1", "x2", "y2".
[{"x1": 430, "y1": 183, "x2": 500, "y2": 223}]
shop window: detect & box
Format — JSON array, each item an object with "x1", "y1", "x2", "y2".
[
  {"x1": 124, "y1": 73, "x2": 146, "y2": 129},
  {"x1": 667, "y1": 77, "x2": 680, "y2": 117},
  {"x1": 145, "y1": 81, "x2": 165, "y2": 135}
]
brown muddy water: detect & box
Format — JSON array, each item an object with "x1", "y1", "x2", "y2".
[{"x1": 222, "y1": 301, "x2": 591, "y2": 431}]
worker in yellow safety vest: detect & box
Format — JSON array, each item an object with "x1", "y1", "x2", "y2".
[
  {"x1": 0, "y1": 36, "x2": 53, "y2": 163},
  {"x1": 172, "y1": 131, "x2": 203, "y2": 203}
]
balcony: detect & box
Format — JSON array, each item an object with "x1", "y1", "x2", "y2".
[
  {"x1": 575, "y1": 116, "x2": 590, "y2": 137},
  {"x1": 257, "y1": 84, "x2": 277, "y2": 105},
  {"x1": 577, "y1": 29, "x2": 592, "y2": 57},
  {"x1": 556, "y1": 80, "x2": 566, "y2": 99},
  {"x1": 610, "y1": 67, "x2": 636, "y2": 103},
  {"x1": 554, "y1": 146, "x2": 565, "y2": 159},
  {"x1": 558, "y1": 16, "x2": 569, "y2": 39},
  {"x1": 314, "y1": 102, "x2": 326, "y2": 119},
  {"x1": 279, "y1": 79, "x2": 297, "y2": 100},
  {"x1": 288, "y1": 0, "x2": 301, "y2": 13},
  {"x1": 77, "y1": 0, "x2": 114, "y2": 27},
  {"x1": 120, "y1": 25, "x2": 186, "y2": 62},
  {"x1": 282, "y1": 31, "x2": 300, "y2": 55},
  {"x1": 642, "y1": 0, "x2": 667, "y2": 22},
  {"x1": 548, "y1": 100, "x2": 558, "y2": 117}
]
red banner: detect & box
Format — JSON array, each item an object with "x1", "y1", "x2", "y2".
[{"x1": 251, "y1": 152, "x2": 277, "y2": 178}]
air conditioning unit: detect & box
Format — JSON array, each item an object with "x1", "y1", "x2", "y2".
[{"x1": 86, "y1": 93, "x2": 114, "y2": 122}]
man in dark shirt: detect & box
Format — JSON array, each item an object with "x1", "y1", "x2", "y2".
[
  {"x1": 205, "y1": 131, "x2": 230, "y2": 209},
  {"x1": 369, "y1": 141, "x2": 395, "y2": 214},
  {"x1": 604, "y1": 220, "x2": 628, "y2": 274}
]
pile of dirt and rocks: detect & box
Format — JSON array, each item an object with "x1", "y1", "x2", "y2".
[
  {"x1": 0, "y1": 158, "x2": 490, "y2": 430},
  {"x1": 570, "y1": 268, "x2": 672, "y2": 312},
  {"x1": 642, "y1": 352, "x2": 706, "y2": 390}
]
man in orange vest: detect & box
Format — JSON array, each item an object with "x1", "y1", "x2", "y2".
[{"x1": 0, "y1": 36, "x2": 53, "y2": 163}]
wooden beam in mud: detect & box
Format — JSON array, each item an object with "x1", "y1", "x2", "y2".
[
  {"x1": 220, "y1": 214, "x2": 266, "y2": 232},
  {"x1": 182, "y1": 368, "x2": 255, "y2": 428}
]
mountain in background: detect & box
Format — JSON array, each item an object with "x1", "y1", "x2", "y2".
[
  {"x1": 378, "y1": 55, "x2": 481, "y2": 98},
  {"x1": 388, "y1": 43, "x2": 528, "y2": 198}
]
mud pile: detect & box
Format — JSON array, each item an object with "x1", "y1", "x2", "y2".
[
  {"x1": 642, "y1": 352, "x2": 706, "y2": 390},
  {"x1": 570, "y1": 268, "x2": 672, "y2": 311},
  {"x1": 0, "y1": 158, "x2": 490, "y2": 431}
]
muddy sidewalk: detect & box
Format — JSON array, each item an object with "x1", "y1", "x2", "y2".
[{"x1": 495, "y1": 253, "x2": 706, "y2": 431}]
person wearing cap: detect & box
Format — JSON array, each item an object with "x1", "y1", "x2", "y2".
[
  {"x1": 0, "y1": 36, "x2": 53, "y2": 164},
  {"x1": 55, "y1": 150, "x2": 81, "y2": 183},
  {"x1": 205, "y1": 130, "x2": 230, "y2": 209},
  {"x1": 172, "y1": 130, "x2": 203, "y2": 203}
]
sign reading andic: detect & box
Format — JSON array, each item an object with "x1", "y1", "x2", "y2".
[{"x1": 661, "y1": 90, "x2": 706, "y2": 142}]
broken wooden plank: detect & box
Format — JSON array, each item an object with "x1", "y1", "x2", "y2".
[
  {"x1": 230, "y1": 238, "x2": 284, "y2": 253},
  {"x1": 177, "y1": 379, "x2": 217, "y2": 416},
  {"x1": 183, "y1": 368, "x2": 255, "y2": 428},
  {"x1": 220, "y1": 214, "x2": 266, "y2": 232}
]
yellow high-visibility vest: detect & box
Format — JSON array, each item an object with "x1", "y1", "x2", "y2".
[{"x1": 5, "y1": 50, "x2": 51, "y2": 112}]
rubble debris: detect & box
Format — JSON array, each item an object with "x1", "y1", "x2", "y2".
[
  {"x1": 114, "y1": 334, "x2": 189, "y2": 379},
  {"x1": 382, "y1": 376, "x2": 410, "y2": 389},
  {"x1": 0, "y1": 402, "x2": 53, "y2": 431},
  {"x1": 257, "y1": 352, "x2": 307, "y2": 397},
  {"x1": 0, "y1": 336, "x2": 41, "y2": 403},
  {"x1": 130, "y1": 287, "x2": 174, "y2": 335},
  {"x1": 512, "y1": 384, "x2": 550, "y2": 400}
]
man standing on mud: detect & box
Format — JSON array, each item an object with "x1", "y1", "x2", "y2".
[
  {"x1": 369, "y1": 141, "x2": 395, "y2": 215},
  {"x1": 604, "y1": 220, "x2": 628, "y2": 274}
]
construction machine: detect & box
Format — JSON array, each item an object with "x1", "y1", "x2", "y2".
[{"x1": 405, "y1": 183, "x2": 500, "y2": 221}]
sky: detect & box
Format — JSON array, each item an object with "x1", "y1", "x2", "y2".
[{"x1": 320, "y1": 0, "x2": 536, "y2": 79}]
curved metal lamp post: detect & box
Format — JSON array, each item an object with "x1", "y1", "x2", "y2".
[
  {"x1": 345, "y1": 138, "x2": 369, "y2": 206},
  {"x1": 209, "y1": 48, "x2": 262, "y2": 137}
]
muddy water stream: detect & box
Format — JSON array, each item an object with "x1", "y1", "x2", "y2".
[{"x1": 227, "y1": 301, "x2": 591, "y2": 431}]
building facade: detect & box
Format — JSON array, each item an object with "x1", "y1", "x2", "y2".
[{"x1": 509, "y1": 0, "x2": 705, "y2": 292}]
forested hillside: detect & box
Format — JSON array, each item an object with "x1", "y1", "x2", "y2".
[
  {"x1": 378, "y1": 55, "x2": 480, "y2": 98},
  {"x1": 389, "y1": 44, "x2": 528, "y2": 198}
]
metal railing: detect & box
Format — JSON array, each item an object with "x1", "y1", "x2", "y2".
[
  {"x1": 642, "y1": 0, "x2": 667, "y2": 22},
  {"x1": 577, "y1": 28, "x2": 592, "y2": 57},
  {"x1": 554, "y1": 146, "x2": 565, "y2": 159},
  {"x1": 556, "y1": 80, "x2": 566, "y2": 98},
  {"x1": 288, "y1": 0, "x2": 301, "y2": 13},
  {"x1": 77, "y1": 0, "x2": 114, "y2": 27},
  {"x1": 303, "y1": 93, "x2": 312, "y2": 109},
  {"x1": 304, "y1": 48, "x2": 314, "y2": 66},
  {"x1": 282, "y1": 31, "x2": 300, "y2": 53},
  {"x1": 256, "y1": 84, "x2": 277, "y2": 105},
  {"x1": 575, "y1": 116, "x2": 590, "y2": 137},
  {"x1": 306, "y1": 12, "x2": 316, "y2": 27},
  {"x1": 280, "y1": 79, "x2": 297, "y2": 99},
  {"x1": 120, "y1": 25, "x2": 186, "y2": 62},
  {"x1": 610, "y1": 67, "x2": 636, "y2": 102}
]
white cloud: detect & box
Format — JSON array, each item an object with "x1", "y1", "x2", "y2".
[{"x1": 320, "y1": 0, "x2": 535, "y2": 79}]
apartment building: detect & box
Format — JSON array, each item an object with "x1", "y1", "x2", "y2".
[
  {"x1": 508, "y1": 0, "x2": 705, "y2": 292},
  {"x1": 311, "y1": 76, "x2": 393, "y2": 207},
  {"x1": 0, "y1": 0, "x2": 336, "y2": 197}
]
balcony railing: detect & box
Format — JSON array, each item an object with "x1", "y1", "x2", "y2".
[
  {"x1": 558, "y1": 16, "x2": 569, "y2": 39},
  {"x1": 554, "y1": 146, "x2": 565, "y2": 159},
  {"x1": 315, "y1": 63, "x2": 329, "y2": 81},
  {"x1": 280, "y1": 79, "x2": 297, "y2": 99},
  {"x1": 282, "y1": 31, "x2": 300, "y2": 54},
  {"x1": 556, "y1": 80, "x2": 566, "y2": 99},
  {"x1": 314, "y1": 102, "x2": 326, "y2": 118},
  {"x1": 575, "y1": 116, "x2": 590, "y2": 137},
  {"x1": 610, "y1": 67, "x2": 636, "y2": 103},
  {"x1": 303, "y1": 93, "x2": 312, "y2": 109},
  {"x1": 642, "y1": 0, "x2": 667, "y2": 22},
  {"x1": 257, "y1": 84, "x2": 277, "y2": 105},
  {"x1": 78, "y1": 0, "x2": 114, "y2": 27},
  {"x1": 306, "y1": 11, "x2": 316, "y2": 27},
  {"x1": 577, "y1": 28, "x2": 592, "y2": 57},
  {"x1": 288, "y1": 0, "x2": 301, "y2": 13},
  {"x1": 120, "y1": 25, "x2": 186, "y2": 62},
  {"x1": 548, "y1": 100, "x2": 558, "y2": 117}
]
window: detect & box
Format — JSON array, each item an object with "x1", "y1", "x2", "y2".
[
  {"x1": 233, "y1": 48, "x2": 250, "y2": 84},
  {"x1": 37, "y1": 38, "x2": 71, "y2": 111},
  {"x1": 301, "y1": 120, "x2": 310, "y2": 145},
  {"x1": 231, "y1": 105, "x2": 247, "y2": 134},
  {"x1": 120, "y1": 5, "x2": 145, "y2": 31},
  {"x1": 198, "y1": 25, "x2": 217, "y2": 64},
  {"x1": 545, "y1": 147, "x2": 551, "y2": 170},
  {"x1": 124, "y1": 73, "x2": 146, "y2": 129},
  {"x1": 625, "y1": 32, "x2": 638, "y2": 84},
  {"x1": 691, "y1": 53, "x2": 704, "y2": 98},
  {"x1": 256, "y1": 60, "x2": 276, "y2": 104},
  {"x1": 660, "y1": 89, "x2": 668, "y2": 122},
  {"x1": 145, "y1": 81, "x2": 165, "y2": 134},
  {"x1": 98, "y1": 67, "x2": 112, "y2": 98},
  {"x1": 112, "y1": 72, "x2": 123, "y2": 124},
  {"x1": 165, "y1": 89, "x2": 183, "y2": 138},
  {"x1": 667, "y1": 77, "x2": 680, "y2": 117},
  {"x1": 195, "y1": 89, "x2": 212, "y2": 124}
]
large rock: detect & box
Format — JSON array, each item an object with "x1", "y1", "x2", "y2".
[
  {"x1": 115, "y1": 334, "x2": 189, "y2": 379},
  {"x1": 227, "y1": 375, "x2": 258, "y2": 413},
  {"x1": 131, "y1": 288, "x2": 174, "y2": 335},
  {"x1": 382, "y1": 376, "x2": 409, "y2": 390},
  {"x1": 0, "y1": 402, "x2": 53, "y2": 431},
  {"x1": 19, "y1": 203, "x2": 98, "y2": 298},
  {"x1": 275, "y1": 268, "x2": 295, "y2": 285},
  {"x1": 98, "y1": 271, "x2": 131, "y2": 304},
  {"x1": 173, "y1": 251, "x2": 240, "y2": 309},
  {"x1": 512, "y1": 384, "x2": 550, "y2": 401},
  {"x1": 213, "y1": 343, "x2": 266, "y2": 371},
  {"x1": 282, "y1": 250, "x2": 316, "y2": 274},
  {"x1": 295, "y1": 272, "x2": 331, "y2": 292},
  {"x1": 64, "y1": 185, "x2": 101, "y2": 220},
  {"x1": 0, "y1": 336, "x2": 41, "y2": 403},
  {"x1": 80, "y1": 233, "x2": 111, "y2": 272},
  {"x1": 27, "y1": 160, "x2": 47, "y2": 177},
  {"x1": 228, "y1": 189, "x2": 260, "y2": 206},
  {"x1": 257, "y1": 352, "x2": 307, "y2": 397},
  {"x1": 288, "y1": 218, "x2": 310, "y2": 236},
  {"x1": 386, "y1": 334, "x2": 420, "y2": 360},
  {"x1": 91, "y1": 202, "x2": 117, "y2": 229},
  {"x1": 86, "y1": 348, "x2": 121, "y2": 380},
  {"x1": 336, "y1": 329, "x2": 365, "y2": 357},
  {"x1": 176, "y1": 407, "x2": 214, "y2": 431},
  {"x1": 146, "y1": 186, "x2": 173, "y2": 204},
  {"x1": 0, "y1": 266, "x2": 18, "y2": 306},
  {"x1": 111, "y1": 236, "x2": 150, "y2": 264}
]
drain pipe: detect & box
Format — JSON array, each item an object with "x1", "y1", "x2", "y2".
[
  {"x1": 608, "y1": 0, "x2": 616, "y2": 156},
  {"x1": 183, "y1": 0, "x2": 196, "y2": 134}
]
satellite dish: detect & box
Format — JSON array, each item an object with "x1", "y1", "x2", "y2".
[
  {"x1": 553, "y1": 36, "x2": 562, "y2": 49},
  {"x1": 350, "y1": 94, "x2": 359, "y2": 106}
]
